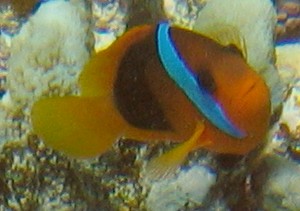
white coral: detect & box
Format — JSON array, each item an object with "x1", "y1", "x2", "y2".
[
  {"x1": 276, "y1": 43, "x2": 300, "y2": 82},
  {"x1": 146, "y1": 165, "x2": 216, "y2": 210},
  {"x1": 7, "y1": 0, "x2": 90, "y2": 110},
  {"x1": 0, "y1": 0, "x2": 91, "y2": 145}
]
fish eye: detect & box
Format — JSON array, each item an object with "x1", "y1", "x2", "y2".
[{"x1": 196, "y1": 70, "x2": 216, "y2": 94}]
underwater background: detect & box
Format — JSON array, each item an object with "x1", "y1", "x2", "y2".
[{"x1": 0, "y1": 0, "x2": 300, "y2": 210}]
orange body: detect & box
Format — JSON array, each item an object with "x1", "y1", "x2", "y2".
[{"x1": 31, "y1": 24, "x2": 271, "y2": 175}]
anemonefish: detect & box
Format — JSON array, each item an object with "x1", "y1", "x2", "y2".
[{"x1": 31, "y1": 22, "x2": 271, "y2": 178}]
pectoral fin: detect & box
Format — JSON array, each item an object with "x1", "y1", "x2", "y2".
[{"x1": 144, "y1": 122, "x2": 209, "y2": 180}]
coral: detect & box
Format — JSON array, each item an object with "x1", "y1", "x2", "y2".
[
  {"x1": 0, "y1": 137, "x2": 149, "y2": 210},
  {"x1": 0, "y1": 7, "x2": 21, "y2": 35},
  {"x1": 276, "y1": 43, "x2": 300, "y2": 82},
  {"x1": 276, "y1": 0, "x2": 300, "y2": 42},
  {"x1": 145, "y1": 164, "x2": 216, "y2": 210},
  {"x1": 92, "y1": 0, "x2": 128, "y2": 51},
  {"x1": 0, "y1": 34, "x2": 10, "y2": 99},
  {"x1": 163, "y1": 0, "x2": 206, "y2": 28},
  {"x1": 280, "y1": 81, "x2": 300, "y2": 132},
  {"x1": 267, "y1": 43, "x2": 300, "y2": 162},
  {"x1": 0, "y1": 138, "x2": 88, "y2": 210},
  {"x1": 0, "y1": 0, "x2": 91, "y2": 146},
  {"x1": 273, "y1": 43, "x2": 300, "y2": 160},
  {"x1": 261, "y1": 155, "x2": 300, "y2": 210},
  {"x1": 261, "y1": 41, "x2": 300, "y2": 211}
]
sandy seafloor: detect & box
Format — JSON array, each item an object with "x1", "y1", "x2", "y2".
[{"x1": 1, "y1": 0, "x2": 300, "y2": 210}]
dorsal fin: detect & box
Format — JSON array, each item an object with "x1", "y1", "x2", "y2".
[{"x1": 195, "y1": 23, "x2": 247, "y2": 59}]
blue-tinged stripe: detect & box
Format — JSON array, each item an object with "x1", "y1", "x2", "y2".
[{"x1": 156, "y1": 22, "x2": 245, "y2": 139}]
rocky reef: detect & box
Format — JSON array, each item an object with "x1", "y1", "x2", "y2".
[{"x1": 276, "y1": 0, "x2": 300, "y2": 43}]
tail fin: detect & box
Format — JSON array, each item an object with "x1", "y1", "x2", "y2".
[{"x1": 31, "y1": 96, "x2": 126, "y2": 158}]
